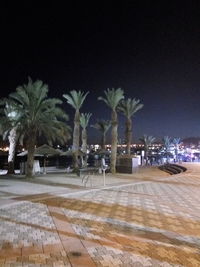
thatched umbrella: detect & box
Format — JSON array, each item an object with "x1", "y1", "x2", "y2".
[
  {"x1": 17, "y1": 151, "x2": 28, "y2": 157},
  {"x1": 35, "y1": 144, "x2": 61, "y2": 174},
  {"x1": 60, "y1": 150, "x2": 84, "y2": 156},
  {"x1": 17, "y1": 151, "x2": 42, "y2": 157},
  {"x1": 60, "y1": 150, "x2": 85, "y2": 168},
  {"x1": 35, "y1": 144, "x2": 61, "y2": 156},
  {"x1": 17, "y1": 145, "x2": 61, "y2": 174}
]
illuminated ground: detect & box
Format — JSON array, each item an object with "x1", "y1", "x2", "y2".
[{"x1": 0, "y1": 163, "x2": 199, "y2": 266}]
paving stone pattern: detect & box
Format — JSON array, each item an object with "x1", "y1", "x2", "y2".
[
  {"x1": 0, "y1": 163, "x2": 200, "y2": 266},
  {"x1": 0, "y1": 202, "x2": 60, "y2": 248}
]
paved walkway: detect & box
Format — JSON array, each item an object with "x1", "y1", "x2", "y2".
[{"x1": 0, "y1": 164, "x2": 200, "y2": 266}]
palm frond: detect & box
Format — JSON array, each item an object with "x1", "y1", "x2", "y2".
[
  {"x1": 118, "y1": 98, "x2": 143, "y2": 118},
  {"x1": 80, "y1": 113, "x2": 92, "y2": 129},
  {"x1": 91, "y1": 120, "x2": 111, "y2": 134},
  {"x1": 139, "y1": 134, "x2": 156, "y2": 147},
  {"x1": 162, "y1": 136, "x2": 172, "y2": 151},
  {"x1": 3, "y1": 77, "x2": 71, "y2": 146},
  {"x1": 98, "y1": 88, "x2": 124, "y2": 110},
  {"x1": 173, "y1": 137, "x2": 181, "y2": 145},
  {"x1": 63, "y1": 90, "x2": 89, "y2": 110}
]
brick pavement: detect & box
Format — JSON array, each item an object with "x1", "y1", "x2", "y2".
[{"x1": 0, "y1": 163, "x2": 199, "y2": 266}]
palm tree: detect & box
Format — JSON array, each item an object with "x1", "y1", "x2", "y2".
[
  {"x1": 0, "y1": 100, "x2": 22, "y2": 174},
  {"x1": 9, "y1": 77, "x2": 70, "y2": 178},
  {"x1": 173, "y1": 137, "x2": 181, "y2": 162},
  {"x1": 139, "y1": 135, "x2": 156, "y2": 165},
  {"x1": 162, "y1": 136, "x2": 172, "y2": 163},
  {"x1": 63, "y1": 90, "x2": 89, "y2": 169},
  {"x1": 80, "y1": 113, "x2": 92, "y2": 167},
  {"x1": 91, "y1": 120, "x2": 111, "y2": 150},
  {"x1": 80, "y1": 113, "x2": 92, "y2": 153},
  {"x1": 98, "y1": 88, "x2": 124, "y2": 173},
  {"x1": 118, "y1": 98, "x2": 143, "y2": 155}
]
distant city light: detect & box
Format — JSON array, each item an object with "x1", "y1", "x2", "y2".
[{"x1": 0, "y1": 147, "x2": 9, "y2": 151}]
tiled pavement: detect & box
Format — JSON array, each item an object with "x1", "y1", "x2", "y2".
[{"x1": 0, "y1": 164, "x2": 200, "y2": 266}]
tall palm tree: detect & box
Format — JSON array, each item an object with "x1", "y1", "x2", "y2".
[
  {"x1": 91, "y1": 120, "x2": 111, "y2": 150},
  {"x1": 9, "y1": 77, "x2": 71, "y2": 178},
  {"x1": 98, "y1": 88, "x2": 124, "y2": 173},
  {"x1": 173, "y1": 137, "x2": 181, "y2": 162},
  {"x1": 139, "y1": 135, "x2": 156, "y2": 165},
  {"x1": 80, "y1": 113, "x2": 92, "y2": 153},
  {"x1": 0, "y1": 100, "x2": 22, "y2": 174},
  {"x1": 162, "y1": 136, "x2": 172, "y2": 163},
  {"x1": 80, "y1": 113, "x2": 92, "y2": 167},
  {"x1": 118, "y1": 98, "x2": 143, "y2": 155},
  {"x1": 63, "y1": 90, "x2": 89, "y2": 168}
]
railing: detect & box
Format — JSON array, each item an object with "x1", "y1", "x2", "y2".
[{"x1": 78, "y1": 167, "x2": 99, "y2": 187}]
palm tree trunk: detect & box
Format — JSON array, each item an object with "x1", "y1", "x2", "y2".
[
  {"x1": 26, "y1": 131, "x2": 36, "y2": 178},
  {"x1": 126, "y1": 119, "x2": 132, "y2": 155},
  {"x1": 175, "y1": 147, "x2": 178, "y2": 162},
  {"x1": 111, "y1": 110, "x2": 118, "y2": 174},
  {"x1": 82, "y1": 128, "x2": 87, "y2": 167},
  {"x1": 101, "y1": 133, "x2": 106, "y2": 150},
  {"x1": 72, "y1": 110, "x2": 80, "y2": 169},
  {"x1": 8, "y1": 127, "x2": 18, "y2": 174},
  {"x1": 82, "y1": 128, "x2": 87, "y2": 154},
  {"x1": 145, "y1": 148, "x2": 148, "y2": 165}
]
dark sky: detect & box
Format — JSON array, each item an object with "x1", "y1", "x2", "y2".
[{"x1": 1, "y1": 2, "x2": 200, "y2": 143}]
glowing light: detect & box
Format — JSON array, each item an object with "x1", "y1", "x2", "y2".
[
  {"x1": 94, "y1": 144, "x2": 100, "y2": 151},
  {"x1": 0, "y1": 147, "x2": 9, "y2": 152}
]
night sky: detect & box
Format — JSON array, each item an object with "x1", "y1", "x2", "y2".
[{"x1": 1, "y1": 2, "x2": 200, "y2": 143}]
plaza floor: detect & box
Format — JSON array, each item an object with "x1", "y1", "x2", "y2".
[{"x1": 0, "y1": 164, "x2": 199, "y2": 266}]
